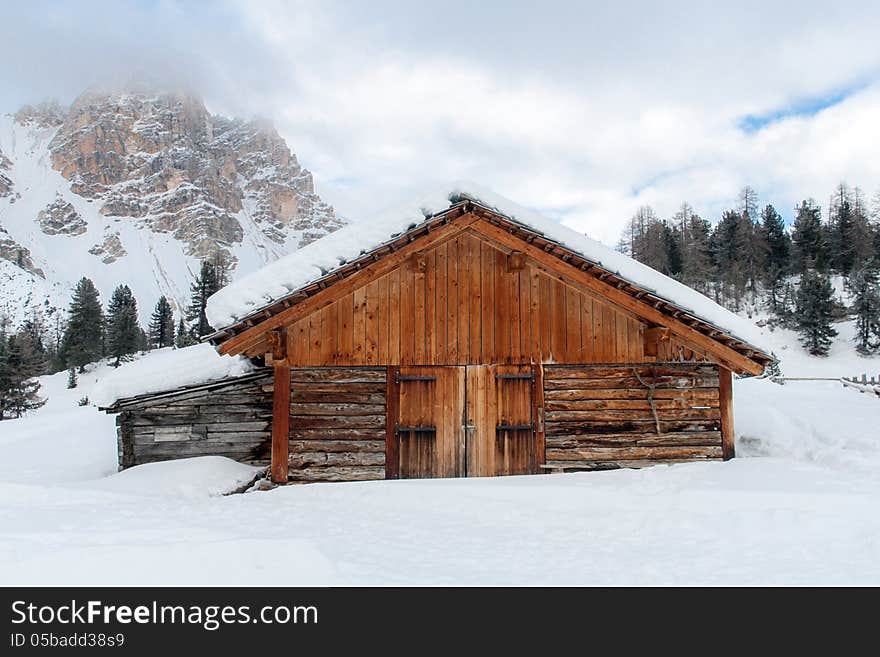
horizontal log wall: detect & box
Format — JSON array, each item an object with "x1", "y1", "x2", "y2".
[
  {"x1": 543, "y1": 363, "x2": 722, "y2": 470},
  {"x1": 115, "y1": 373, "x2": 275, "y2": 469},
  {"x1": 114, "y1": 363, "x2": 725, "y2": 479},
  {"x1": 288, "y1": 367, "x2": 387, "y2": 482}
]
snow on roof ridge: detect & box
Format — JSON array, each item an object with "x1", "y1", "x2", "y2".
[{"x1": 205, "y1": 181, "x2": 773, "y2": 357}]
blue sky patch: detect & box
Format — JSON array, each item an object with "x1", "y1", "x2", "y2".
[{"x1": 738, "y1": 82, "x2": 868, "y2": 133}]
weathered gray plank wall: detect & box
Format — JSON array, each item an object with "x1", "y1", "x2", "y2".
[
  {"x1": 543, "y1": 363, "x2": 723, "y2": 470},
  {"x1": 288, "y1": 367, "x2": 387, "y2": 482},
  {"x1": 114, "y1": 372, "x2": 274, "y2": 469}
]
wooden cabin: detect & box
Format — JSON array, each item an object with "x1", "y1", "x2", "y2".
[{"x1": 105, "y1": 190, "x2": 774, "y2": 483}]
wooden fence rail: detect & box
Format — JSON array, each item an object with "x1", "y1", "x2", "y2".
[
  {"x1": 841, "y1": 374, "x2": 880, "y2": 398},
  {"x1": 770, "y1": 374, "x2": 880, "y2": 399}
]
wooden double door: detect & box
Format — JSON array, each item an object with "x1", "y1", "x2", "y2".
[{"x1": 392, "y1": 365, "x2": 540, "y2": 478}]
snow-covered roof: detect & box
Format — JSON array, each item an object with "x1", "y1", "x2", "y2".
[
  {"x1": 93, "y1": 343, "x2": 256, "y2": 407},
  {"x1": 206, "y1": 182, "x2": 773, "y2": 359}
]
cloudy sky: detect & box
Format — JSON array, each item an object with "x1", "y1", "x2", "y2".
[{"x1": 3, "y1": 0, "x2": 879, "y2": 243}]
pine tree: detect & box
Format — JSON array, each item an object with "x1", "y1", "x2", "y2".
[
  {"x1": 741, "y1": 211, "x2": 763, "y2": 304},
  {"x1": 149, "y1": 296, "x2": 175, "y2": 349},
  {"x1": 19, "y1": 309, "x2": 47, "y2": 367},
  {"x1": 136, "y1": 328, "x2": 150, "y2": 352},
  {"x1": 105, "y1": 284, "x2": 140, "y2": 367},
  {"x1": 209, "y1": 250, "x2": 232, "y2": 289},
  {"x1": 186, "y1": 260, "x2": 222, "y2": 338},
  {"x1": 760, "y1": 204, "x2": 789, "y2": 279},
  {"x1": 830, "y1": 188, "x2": 857, "y2": 274},
  {"x1": 677, "y1": 208, "x2": 714, "y2": 294},
  {"x1": 738, "y1": 186, "x2": 759, "y2": 222},
  {"x1": 849, "y1": 264, "x2": 880, "y2": 354},
  {"x1": 175, "y1": 318, "x2": 197, "y2": 348},
  {"x1": 774, "y1": 280, "x2": 798, "y2": 328},
  {"x1": 662, "y1": 222, "x2": 682, "y2": 276},
  {"x1": 829, "y1": 183, "x2": 873, "y2": 275},
  {"x1": 795, "y1": 270, "x2": 838, "y2": 356},
  {"x1": 791, "y1": 200, "x2": 829, "y2": 273},
  {"x1": 711, "y1": 210, "x2": 750, "y2": 309},
  {"x1": 617, "y1": 207, "x2": 654, "y2": 257},
  {"x1": 43, "y1": 311, "x2": 66, "y2": 375},
  {"x1": 851, "y1": 186, "x2": 874, "y2": 273},
  {"x1": 760, "y1": 204, "x2": 791, "y2": 314},
  {"x1": 67, "y1": 367, "x2": 77, "y2": 389},
  {"x1": 60, "y1": 278, "x2": 103, "y2": 372},
  {"x1": 0, "y1": 330, "x2": 46, "y2": 419}
]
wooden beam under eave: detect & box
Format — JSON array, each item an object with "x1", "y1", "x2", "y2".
[
  {"x1": 411, "y1": 252, "x2": 427, "y2": 274},
  {"x1": 216, "y1": 213, "x2": 483, "y2": 357},
  {"x1": 719, "y1": 367, "x2": 735, "y2": 460},
  {"x1": 471, "y1": 218, "x2": 766, "y2": 376},
  {"x1": 644, "y1": 326, "x2": 671, "y2": 357},
  {"x1": 266, "y1": 328, "x2": 286, "y2": 361},
  {"x1": 508, "y1": 250, "x2": 525, "y2": 272},
  {"x1": 271, "y1": 364, "x2": 290, "y2": 483}
]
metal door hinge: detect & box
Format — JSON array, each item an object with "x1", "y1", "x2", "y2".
[
  {"x1": 395, "y1": 425, "x2": 437, "y2": 436},
  {"x1": 396, "y1": 373, "x2": 437, "y2": 383}
]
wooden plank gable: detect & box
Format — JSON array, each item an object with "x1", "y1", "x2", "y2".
[
  {"x1": 267, "y1": 228, "x2": 650, "y2": 366},
  {"x1": 218, "y1": 211, "x2": 763, "y2": 374}
]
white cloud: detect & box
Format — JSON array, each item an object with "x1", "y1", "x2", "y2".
[{"x1": 3, "y1": 0, "x2": 880, "y2": 244}]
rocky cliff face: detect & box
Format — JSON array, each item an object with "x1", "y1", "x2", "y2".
[
  {"x1": 0, "y1": 149, "x2": 12, "y2": 198},
  {"x1": 37, "y1": 195, "x2": 87, "y2": 236},
  {"x1": 0, "y1": 226, "x2": 43, "y2": 278},
  {"x1": 48, "y1": 90, "x2": 343, "y2": 258},
  {"x1": 0, "y1": 87, "x2": 345, "y2": 326}
]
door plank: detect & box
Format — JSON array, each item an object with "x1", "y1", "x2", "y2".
[
  {"x1": 396, "y1": 367, "x2": 466, "y2": 478},
  {"x1": 533, "y1": 363, "x2": 546, "y2": 468},
  {"x1": 466, "y1": 364, "x2": 536, "y2": 477}
]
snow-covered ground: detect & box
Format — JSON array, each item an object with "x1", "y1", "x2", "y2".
[
  {"x1": 1, "y1": 331, "x2": 879, "y2": 585},
  {"x1": 757, "y1": 318, "x2": 880, "y2": 379}
]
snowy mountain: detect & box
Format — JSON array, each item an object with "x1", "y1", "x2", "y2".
[{"x1": 0, "y1": 89, "x2": 345, "y2": 326}]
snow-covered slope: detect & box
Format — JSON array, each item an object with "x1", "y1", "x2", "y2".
[
  {"x1": 0, "y1": 323, "x2": 878, "y2": 585},
  {"x1": 1, "y1": 336, "x2": 880, "y2": 584},
  {"x1": 0, "y1": 91, "x2": 344, "y2": 326}
]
